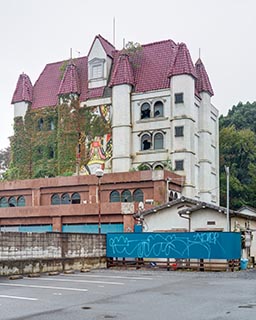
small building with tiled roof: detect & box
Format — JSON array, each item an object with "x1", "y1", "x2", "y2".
[
  {"x1": 140, "y1": 197, "x2": 256, "y2": 261},
  {"x1": 10, "y1": 34, "x2": 219, "y2": 205}
]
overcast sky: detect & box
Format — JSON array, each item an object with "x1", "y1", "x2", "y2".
[{"x1": 0, "y1": 0, "x2": 255, "y2": 149}]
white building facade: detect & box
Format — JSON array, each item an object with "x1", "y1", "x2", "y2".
[{"x1": 12, "y1": 35, "x2": 219, "y2": 204}]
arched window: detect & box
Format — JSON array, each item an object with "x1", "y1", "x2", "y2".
[
  {"x1": 110, "y1": 190, "x2": 120, "y2": 202},
  {"x1": 141, "y1": 102, "x2": 150, "y2": 119},
  {"x1": 138, "y1": 163, "x2": 151, "y2": 171},
  {"x1": 38, "y1": 118, "x2": 44, "y2": 131},
  {"x1": 17, "y1": 196, "x2": 26, "y2": 207},
  {"x1": 121, "y1": 190, "x2": 132, "y2": 203},
  {"x1": 154, "y1": 164, "x2": 164, "y2": 170},
  {"x1": 51, "y1": 194, "x2": 60, "y2": 205},
  {"x1": 61, "y1": 193, "x2": 71, "y2": 205},
  {"x1": 0, "y1": 197, "x2": 8, "y2": 208},
  {"x1": 154, "y1": 101, "x2": 163, "y2": 117},
  {"x1": 133, "y1": 189, "x2": 144, "y2": 202},
  {"x1": 71, "y1": 192, "x2": 81, "y2": 204},
  {"x1": 141, "y1": 134, "x2": 151, "y2": 151},
  {"x1": 154, "y1": 133, "x2": 164, "y2": 149},
  {"x1": 48, "y1": 118, "x2": 55, "y2": 130},
  {"x1": 8, "y1": 196, "x2": 17, "y2": 207}
]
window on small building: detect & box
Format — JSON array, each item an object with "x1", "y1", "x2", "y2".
[
  {"x1": 51, "y1": 194, "x2": 60, "y2": 205},
  {"x1": 17, "y1": 196, "x2": 26, "y2": 207},
  {"x1": 154, "y1": 133, "x2": 164, "y2": 149},
  {"x1": 133, "y1": 189, "x2": 144, "y2": 202},
  {"x1": 175, "y1": 93, "x2": 184, "y2": 104},
  {"x1": 110, "y1": 190, "x2": 120, "y2": 202},
  {"x1": 141, "y1": 103, "x2": 151, "y2": 119},
  {"x1": 71, "y1": 192, "x2": 81, "y2": 204},
  {"x1": 175, "y1": 126, "x2": 184, "y2": 137},
  {"x1": 0, "y1": 197, "x2": 8, "y2": 208},
  {"x1": 207, "y1": 221, "x2": 216, "y2": 225},
  {"x1": 38, "y1": 118, "x2": 44, "y2": 131},
  {"x1": 61, "y1": 193, "x2": 71, "y2": 205},
  {"x1": 121, "y1": 190, "x2": 132, "y2": 203},
  {"x1": 175, "y1": 160, "x2": 184, "y2": 171},
  {"x1": 141, "y1": 134, "x2": 151, "y2": 150},
  {"x1": 8, "y1": 196, "x2": 17, "y2": 207},
  {"x1": 154, "y1": 101, "x2": 163, "y2": 117}
]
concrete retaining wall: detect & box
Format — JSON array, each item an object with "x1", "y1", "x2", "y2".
[{"x1": 0, "y1": 232, "x2": 106, "y2": 276}]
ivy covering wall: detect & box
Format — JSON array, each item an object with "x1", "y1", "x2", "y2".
[{"x1": 6, "y1": 99, "x2": 111, "y2": 180}]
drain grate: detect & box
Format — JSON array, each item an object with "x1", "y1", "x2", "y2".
[{"x1": 104, "y1": 316, "x2": 116, "y2": 319}]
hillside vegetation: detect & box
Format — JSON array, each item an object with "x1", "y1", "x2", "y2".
[{"x1": 219, "y1": 102, "x2": 256, "y2": 209}]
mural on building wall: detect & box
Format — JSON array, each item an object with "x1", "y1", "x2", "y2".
[{"x1": 83, "y1": 104, "x2": 112, "y2": 174}]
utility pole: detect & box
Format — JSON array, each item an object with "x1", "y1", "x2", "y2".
[{"x1": 225, "y1": 166, "x2": 230, "y2": 231}]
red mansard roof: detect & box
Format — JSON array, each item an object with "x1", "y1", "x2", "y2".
[
  {"x1": 12, "y1": 35, "x2": 214, "y2": 109},
  {"x1": 109, "y1": 53, "x2": 135, "y2": 87},
  {"x1": 195, "y1": 58, "x2": 214, "y2": 96},
  {"x1": 132, "y1": 40, "x2": 178, "y2": 92},
  {"x1": 58, "y1": 62, "x2": 81, "y2": 95},
  {"x1": 169, "y1": 43, "x2": 196, "y2": 78},
  {"x1": 11, "y1": 73, "x2": 33, "y2": 104}
]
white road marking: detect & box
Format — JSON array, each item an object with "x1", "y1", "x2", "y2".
[
  {"x1": 28, "y1": 277, "x2": 124, "y2": 286},
  {"x1": 62, "y1": 274, "x2": 153, "y2": 281},
  {"x1": 0, "y1": 294, "x2": 38, "y2": 301},
  {"x1": 0, "y1": 283, "x2": 88, "y2": 292}
]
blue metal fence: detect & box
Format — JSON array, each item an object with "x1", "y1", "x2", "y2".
[{"x1": 107, "y1": 232, "x2": 241, "y2": 260}]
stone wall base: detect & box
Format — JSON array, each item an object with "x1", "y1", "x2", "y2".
[{"x1": 0, "y1": 257, "x2": 107, "y2": 276}]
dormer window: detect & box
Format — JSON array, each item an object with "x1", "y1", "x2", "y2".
[
  {"x1": 89, "y1": 58, "x2": 105, "y2": 80},
  {"x1": 92, "y1": 64, "x2": 103, "y2": 79}
]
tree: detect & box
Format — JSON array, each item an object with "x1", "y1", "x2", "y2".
[
  {"x1": 219, "y1": 101, "x2": 256, "y2": 133},
  {"x1": 0, "y1": 146, "x2": 11, "y2": 177},
  {"x1": 219, "y1": 125, "x2": 256, "y2": 209}
]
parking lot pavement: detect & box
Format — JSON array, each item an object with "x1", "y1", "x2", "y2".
[{"x1": 0, "y1": 269, "x2": 256, "y2": 320}]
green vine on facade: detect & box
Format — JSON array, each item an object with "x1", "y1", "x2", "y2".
[{"x1": 5, "y1": 98, "x2": 111, "y2": 180}]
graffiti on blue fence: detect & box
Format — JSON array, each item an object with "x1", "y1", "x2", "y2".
[{"x1": 107, "y1": 232, "x2": 241, "y2": 259}]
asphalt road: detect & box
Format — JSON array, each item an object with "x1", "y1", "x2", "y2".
[{"x1": 0, "y1": 268, "x2": 256, "y2": 320}]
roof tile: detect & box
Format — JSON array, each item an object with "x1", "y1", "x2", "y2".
[
  {"x1": 13, "y1": 36, "x2": 213, "y2": 109},
  {"x1": 169, "y1": 43, "x2": 196, "y2": 78},
  {"x1": 58, "y1": 62, "x2": 80, "y2": 95},
  {"x1": 109, "y1": 53, "x2": 135, "y2": 87},
  {"x1": 195, "y1": 58, "x2": 214, "y2": 96},
  {"x1": 11, "y1": 73, "x2": 33, "y2": 104}
]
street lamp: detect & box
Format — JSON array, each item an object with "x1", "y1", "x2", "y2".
[
  {"x1": 95, "y1": 168, "x2": 104, "y2": 234},
  {"x1": 225, "y1": 166, "x2": 230, "y2": 232}
]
